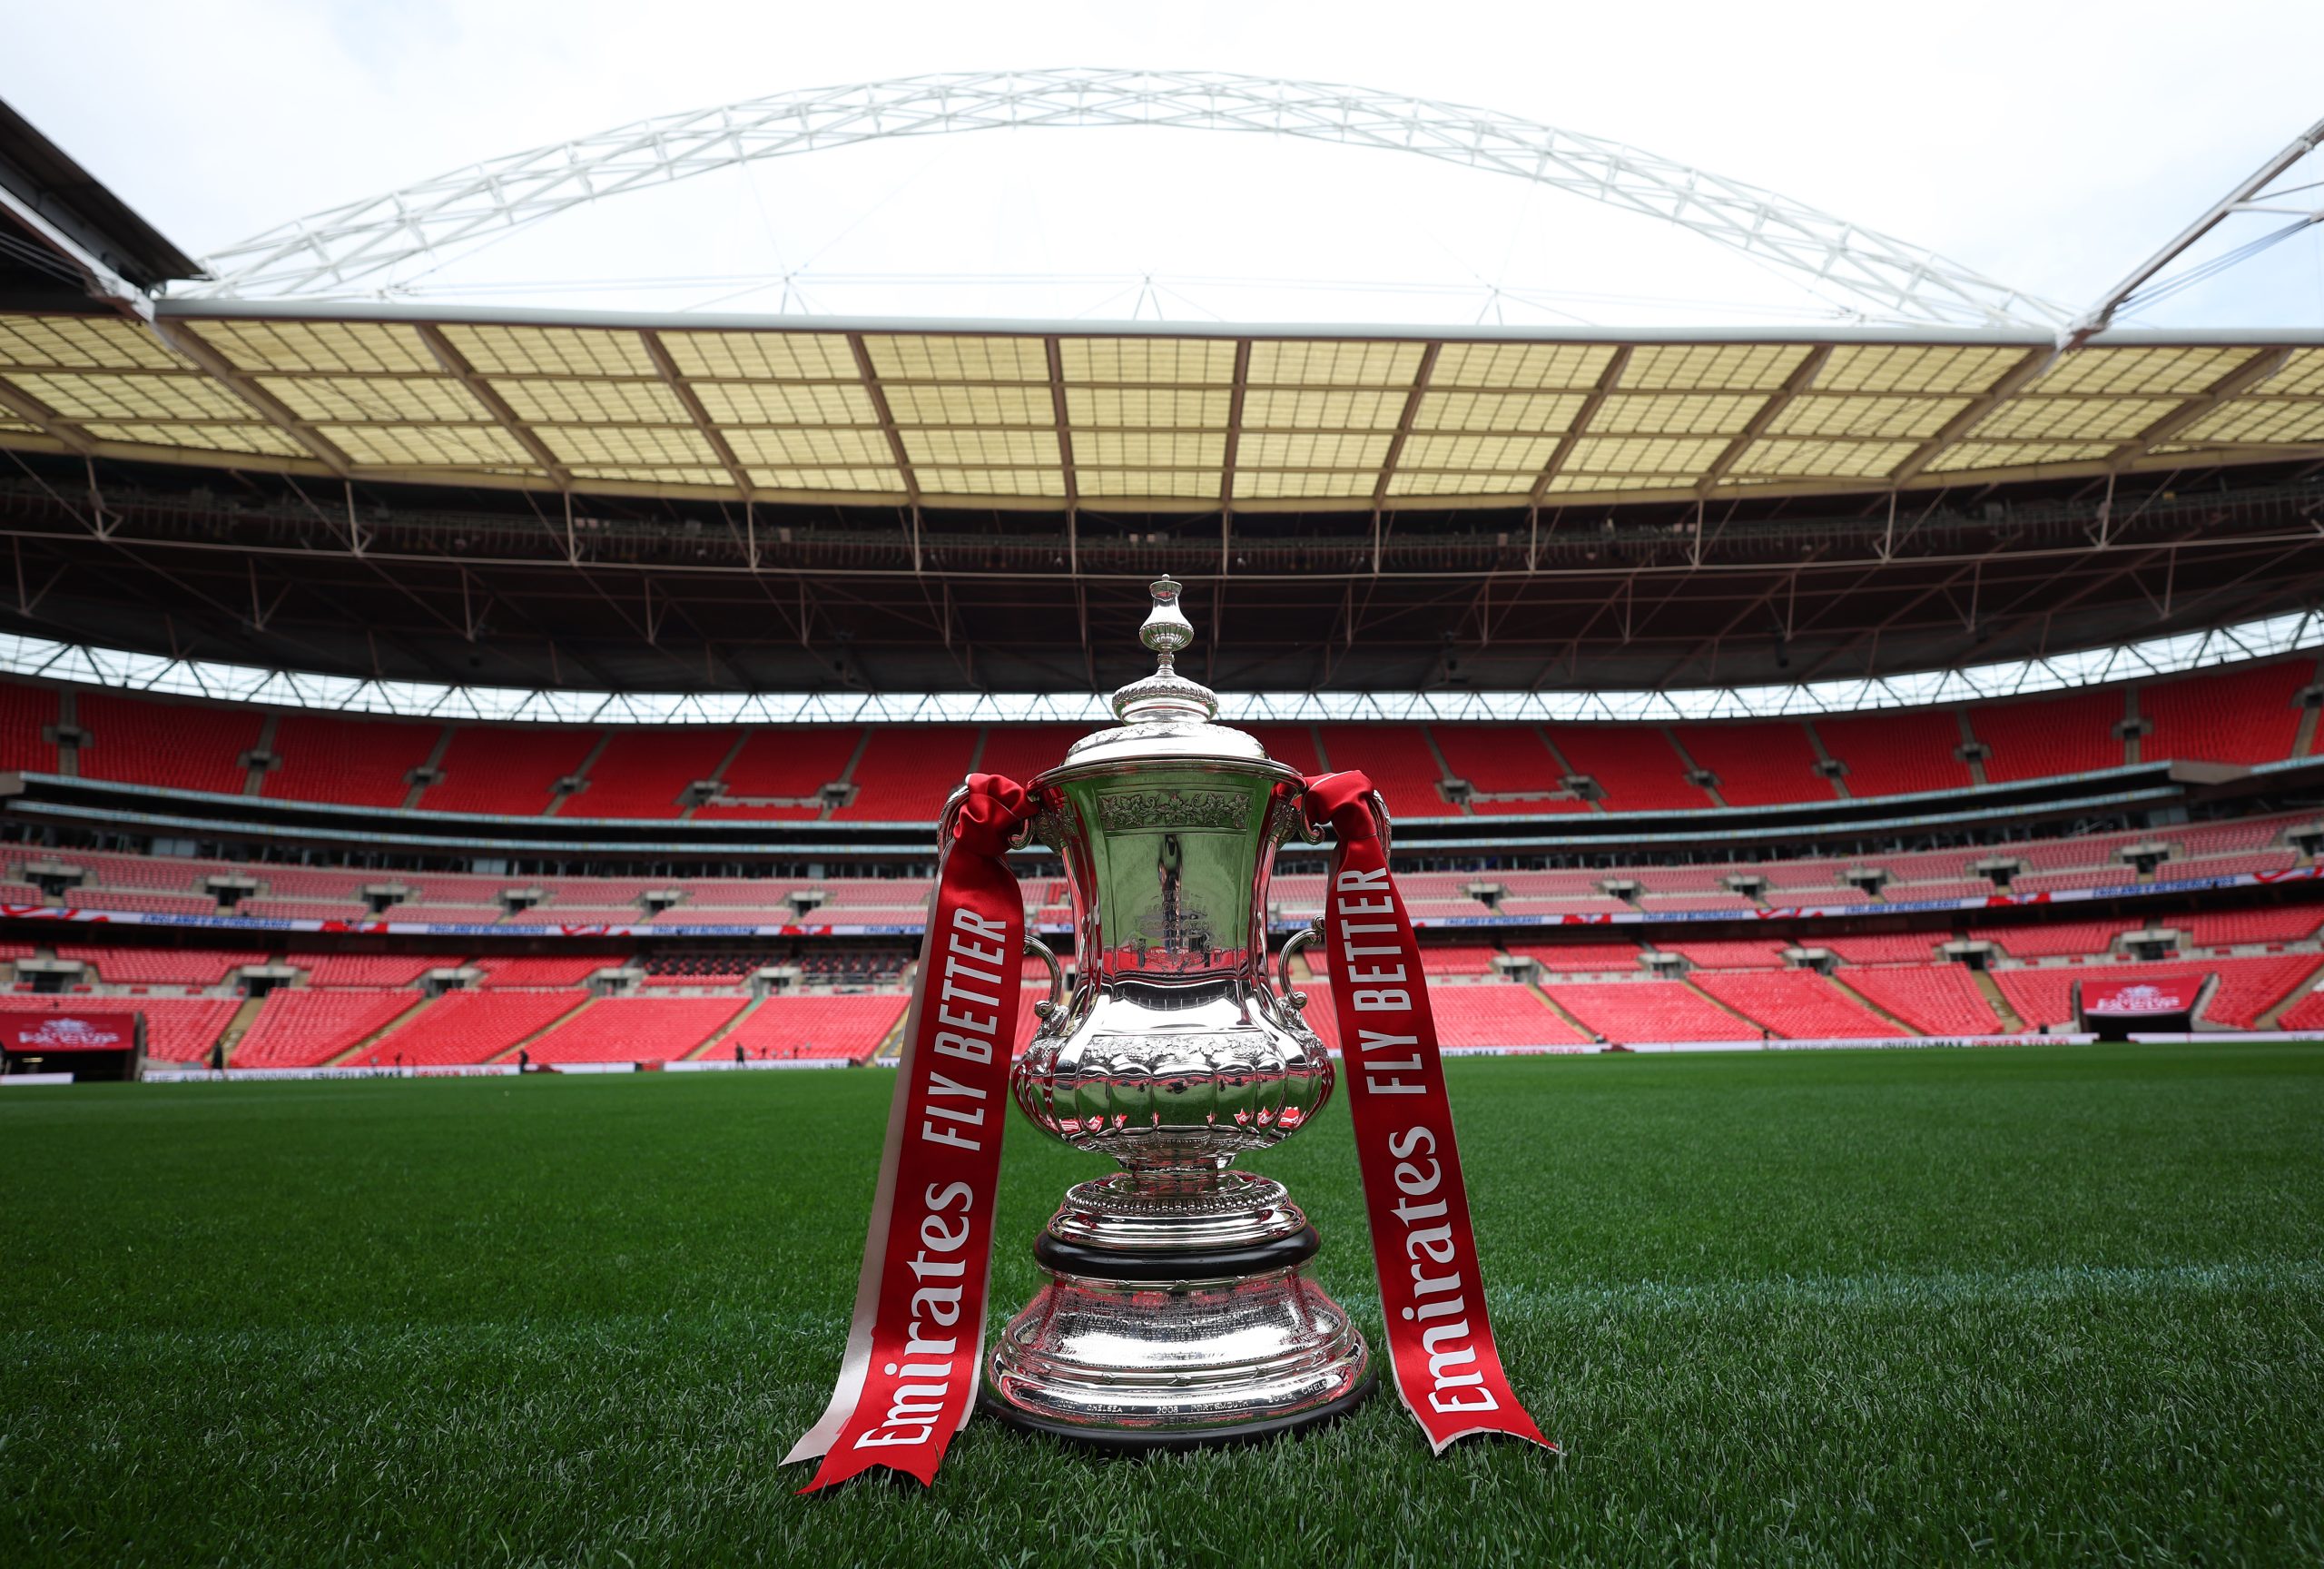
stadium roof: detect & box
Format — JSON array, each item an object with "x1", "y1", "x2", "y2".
[
  {"x1": 0, "y1": 100, "x2": 202, "y2": 306},
  {"x1": 0, "y1": 91, "x2": 2319, "y2": 697},
  {"x1": 0, "y1": 302, "x2": 2319, "y2": 512}
]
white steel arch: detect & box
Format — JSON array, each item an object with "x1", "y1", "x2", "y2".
[{"x1": 189, "y1": 68, "x2": 2064, "y2": 330}]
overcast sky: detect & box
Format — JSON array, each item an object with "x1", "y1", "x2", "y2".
[{"x1": 4, "y1": 0, "x2": 2319, "y2": 329}]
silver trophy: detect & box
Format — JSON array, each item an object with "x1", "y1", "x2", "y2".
[{"x1": 980, "y1": 577, "x2": 1375, "y2": 1447}]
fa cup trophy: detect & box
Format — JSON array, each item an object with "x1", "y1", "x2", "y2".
[{"x1": 981, "y1": 577, "x2": 1375, "y2": 1446}]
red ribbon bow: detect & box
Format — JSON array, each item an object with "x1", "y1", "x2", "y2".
[{"x1": 950, "y1": 772, "x2": 1035, "y2": 857}]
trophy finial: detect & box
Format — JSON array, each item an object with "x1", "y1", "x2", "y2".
[
  {"x1": 1140, "y1": 577, "x2": 1195, "y2": 665},
  {"x1": 1111, "y1": 574, "x2": 1219, "y2": 723}
]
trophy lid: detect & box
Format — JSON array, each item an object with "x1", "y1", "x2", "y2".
[{"x1": 1049, "y1": 577, "x2": 1281, "y2": 772}]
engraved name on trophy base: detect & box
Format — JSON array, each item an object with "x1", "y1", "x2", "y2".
[{"x1": 980, "y1": 577, "x2": 1374, "y2": 1446}]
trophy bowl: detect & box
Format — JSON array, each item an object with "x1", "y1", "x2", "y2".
[{"x1": 981, "y1": 579, "x2": 1374, "y2": 1447}]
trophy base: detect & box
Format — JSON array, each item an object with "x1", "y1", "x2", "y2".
[
  {"x1": 980, "y1": 1364, "x2": 1376, "y2": 1453},
  {"x1": 983, "y1": 1179, "x2": 1374, "y2": 1448}
]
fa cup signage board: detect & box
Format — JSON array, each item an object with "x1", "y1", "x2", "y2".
[
  {"x1": 1, "y1": 1011, "x2": 144, "y2": 1082},
  {"x1": 2078, "y1": 974, "x2": 2205, "y2": 1038},
  {"x1": 5, "y1": 1013, "x2": 137, "y2": 1051}
]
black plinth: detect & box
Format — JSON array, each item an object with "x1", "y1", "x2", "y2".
[{"x1": 1032, "y1": 1221, "x2": 1322, "y2": 1284}]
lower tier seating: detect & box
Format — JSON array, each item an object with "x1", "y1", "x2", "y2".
[
  {"x1": 0, "y1": 995, "x2": 238, "y2": 1064},
  {"x1": 347, "y1": 990, "x2": 587, "y2": 1067},
  {"x1": 1429, "y1": 983, "x2": 1587, "y2": 1048},
  {"x1": 471, "y1": 955, "x2": 616, "y2": 989},
  {"x1": 1837, "y1": 966, "x2": 2004, "y2": 1036},
  {"x1": 1546, "y1": 981, "x2": 1758, "y2": 1043},
  {"x1": 1690, "y1": 970, "x2": 1907, "y2": 1039},
  {"x1": 524, "y1": 996, "x2": 748, "y2": 1064},
  {"x1": 715, "y1": 992, "x2": 910, "y2": 1062},
  {"x1": 231, "y1": 989, "x2": 425, "y2": 1069}
]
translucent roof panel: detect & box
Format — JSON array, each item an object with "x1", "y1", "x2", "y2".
[{"x1": 0, "y1": 311, "x2": 2316, "y2": 508}]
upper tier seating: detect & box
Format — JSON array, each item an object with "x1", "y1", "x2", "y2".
[
  {"x1": 1839, "y1": 966, "x2": 2003, "y2": 1035},
  {"x1": 524, "y1": 996, "x2": 747, "y2": 1063},
  {"x1": 694, "y1": 726, "x2": 862, "y2": 820},
  {"x1": 971, "y1": 725, "x2": 1098, "y2": 786},
  {"x1": 835, "y1": 727, "x2": 980, "y2": 821},
  {"x1": 574, "y1": 728, "x2": 739, "y2": 820},
  {"x1": 1969, "y1": 687, "x2": 2126, "y2": 784},
  {"x1": 263, "y1": 713, "x2": 440, "y2": 809},
  {"x1": 1812, "y1": 709, "x2": 1974, "y2": 798},
  {"x1": 0, "y1": 681, "x2": 56, "y2": 774},
  {"x1": 2141, "y1": 660, "x2": 2309, "y2": 767},
  {"x1": 717, "y1": 992, "x2": 909, "y2": 1061},
  {"x1": 76, "y1": 690, "x2": 259, "y2": 794},
  {"x1": 231, "y1": 989, "x2": 424, "y2": 1069},
  {"x1": 350, "y1": 989, "x2": 586, "y2": 1066},
  {"x1": 1244, "y1": 726, "x2": 1325, "y2": 775},
  {"x1": 1690, "y1": 970, "x2": 1907, "y2": 1039},
  {"x1": 418, "y1": 726, "x2": 598, "y2": 816},
  {"x1": 13, "y1": 654, "x2": 2318, "y2": 823},
  {"x1": 1670, "y1": 722, "x2": 1834, "y2": 807},
  {"x1": 1544, "y1": 725, "x2": 1707, "y2": 812},
  {"x1": 1430, "y1": 725, "x2": 1590, "y2": 814},
  {"x1": 1546, "y1": 981, "x2": 1758, "y2": 1043},
  {"x1": 0, "y1": 995, "x2": 238, "y2": 1064},
  {"x1": 1315, "y1": 725, "x2": 1452, "y2": 815}
]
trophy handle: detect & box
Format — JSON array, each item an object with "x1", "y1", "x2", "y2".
[
  {"x1": 1276, "y1": 919, "x2": 1323, "y2": 1009},
  {"x1": 1362, "y1": 787, "x2": 1393, "y2": 854},
  {"x1": 1024, "y1": 933, "x2": 1067, "y2": 1021}
]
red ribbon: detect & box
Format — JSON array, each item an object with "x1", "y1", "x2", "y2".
[
  {"x1": 1301, "y1": 770, "x2": 1552, "y2": 1455},
  {"x1": 792, "y1": 767, "x2": 1546, "y2": 1487},
  {"x1": 787, "y1": 774, "x2": 1034, "y2": 1490}
]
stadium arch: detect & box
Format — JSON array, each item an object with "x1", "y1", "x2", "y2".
[{"x1": 187, "y1": 67, "x2": 2063, "y2": 331}]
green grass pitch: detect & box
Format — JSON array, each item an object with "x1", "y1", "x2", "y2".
[{"x1": 5, "y1": 1044, "x2": 2321, "y2": 1565}]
